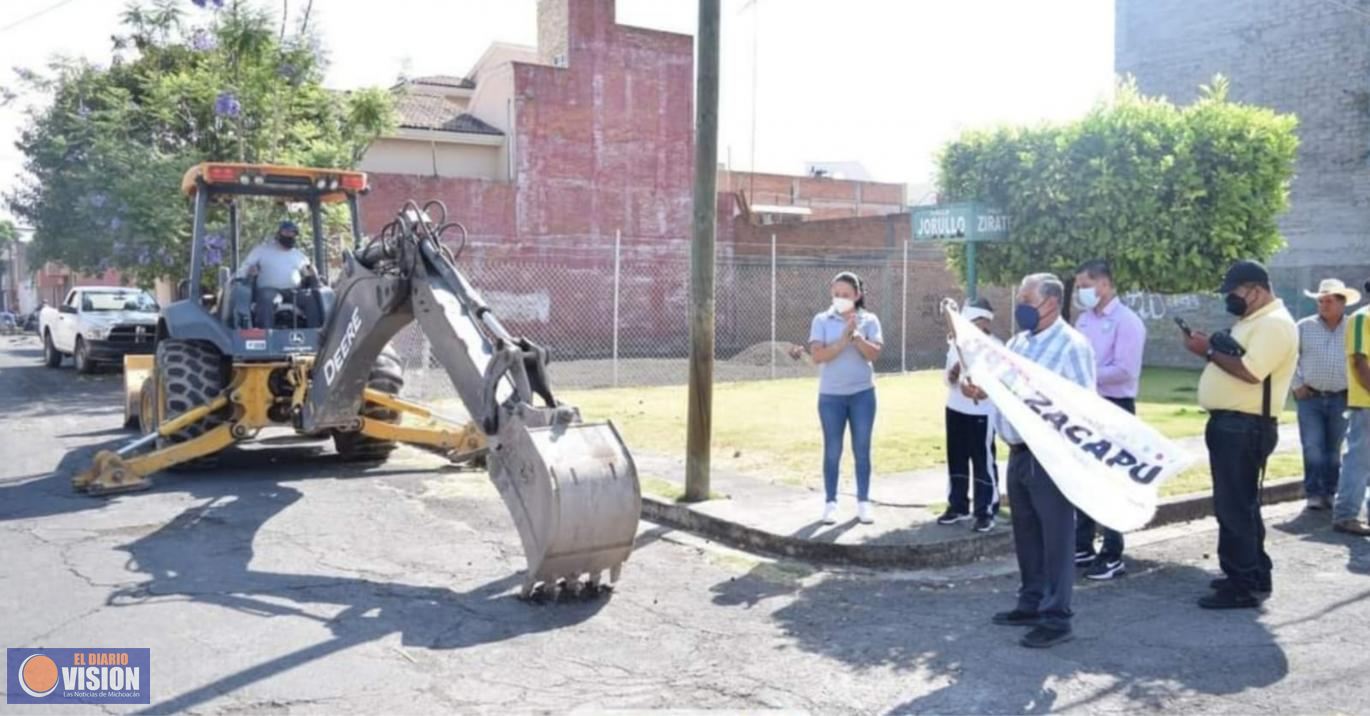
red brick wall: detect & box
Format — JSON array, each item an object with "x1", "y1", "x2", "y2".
[
  {"x1": 510, "y1": 0, "x2": 694, "y2": 249},
  {"x1": 356, "y1": 1, "x2": 941, "y2": 365},
  {"x1": 731, "y1": 213, "x2": 910, "y2": 257},
  {"x1": 34, "y1": 265, "x2": 125, "y2": 307},
  {"x1": 723, "y1": 170, "x2": 907, "y2": 220},
  {"x1": 360, "y1": 175, "x2": 515, "y2": 245}
]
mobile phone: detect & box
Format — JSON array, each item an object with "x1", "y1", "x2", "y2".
[{"x1": 1174, "y1": 316, "x2": 1192, "y2": 336}]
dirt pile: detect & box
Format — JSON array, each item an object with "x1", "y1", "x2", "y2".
[{"x1": 728, "y1": 341, "x2": 814, "y2": 367}]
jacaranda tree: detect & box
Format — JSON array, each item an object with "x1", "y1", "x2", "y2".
[{"x1": 6, "y1": 0, "x2": 394, "y2": 286}]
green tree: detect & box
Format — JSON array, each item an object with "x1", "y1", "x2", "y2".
[
  {"x1": 0, "y1": 220, "x2": 15, "y2": 250},
  {"x1": 936, "y1": 76, "x2": 1299, "y2": 297},
  {"x1": 5, "y1": 0, "x2": 394, "y2": 286}
]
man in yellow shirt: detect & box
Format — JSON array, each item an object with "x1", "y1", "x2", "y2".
[
  {"x1": 1185, "y1": 260, "x2": 1298, "y2": 609},
  {"x1": 1333, "y1": 294, "x2": 1370, "y2": 534}
]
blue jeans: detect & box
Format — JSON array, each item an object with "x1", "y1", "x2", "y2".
[
  {"x1": 1335, "y1": 408, "x2": 1370, "y2": 521},
  {"x1": 1297, "y1": 392, "x2": 1348, "y2": 500},
  {"x1": 818, "y1": 388, "x2": 876, "y2": 503}
]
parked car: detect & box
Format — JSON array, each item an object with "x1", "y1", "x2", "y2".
[{"x1": 39, "y1": 287, "x2": 159, "y2": 373}]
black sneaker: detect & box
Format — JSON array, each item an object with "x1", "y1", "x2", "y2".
[
  {"x1": 1074, "y1": 549, "x2": 1097, "y2": 566},
  {"x1": 937, "y1": 510, "x2": 972, "y2": 525},
  {"x1": 1084, "y1": 559, "x2": 1126, "y2": 581},
  {"x1": 973, "y1": 516, "x2": 995, "y2": 533},
  {"x1": 1020, "y1": 626, "x2": 1074, "y2": 649},
  {"x1": 1209, "y1": 577, "x2": 1272, "y2": 595},
  {"x1": 1198, "y1": 588, "x2": 1260, "y2": 610},
  {"x1": 991, "y1": 609, "x2": 1041, "y2": 627}
]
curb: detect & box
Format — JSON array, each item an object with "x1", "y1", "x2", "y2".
[
  {"x1": 640, "y1": 477, "x2": 1306, "y2": 570},
  {"x1": 1149, "y1": 476, "x2": 1303, "y2": 527}
]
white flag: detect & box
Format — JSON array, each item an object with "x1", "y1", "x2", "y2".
[{"x1": 948, "y1": 308, "x2": 1195, "y2": 531}]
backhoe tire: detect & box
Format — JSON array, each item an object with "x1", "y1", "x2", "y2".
[
  {"x1": 333, "y1": 346, "x2": 404, "y2": 462},
  {"x1": 42, "y1": 331, "x2": 63, "y2": 368},
  {"x1": 155, "y1": 339, "x2": 230, "y2": 469}
]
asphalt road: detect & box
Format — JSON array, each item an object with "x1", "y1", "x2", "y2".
[{"x1": 4, "y1": 334, "x2": 1370, "y2": 714}]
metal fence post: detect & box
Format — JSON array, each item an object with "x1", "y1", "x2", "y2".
[
  {"x1": 770, "y1": 232, "x2": 777, "y2": 380},
  {"x1": 900, "y1": 239, "x2": 909, "y2": 374},
  {"x1": 612, "y1": 229, "x2": 621, "y2": 388}
]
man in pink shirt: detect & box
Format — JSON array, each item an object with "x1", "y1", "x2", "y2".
[{"x1": 1072, "y1": 259, "x2": 1148, "y2": 580}]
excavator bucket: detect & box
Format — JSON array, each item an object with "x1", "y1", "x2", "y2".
[{"x1": 490, "y1": 419, "x2": 641, "y2": 598}]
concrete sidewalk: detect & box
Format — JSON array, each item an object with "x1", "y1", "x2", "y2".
[{"x1": 633, "y1": 422, "x2": 1305, "y2": 569}]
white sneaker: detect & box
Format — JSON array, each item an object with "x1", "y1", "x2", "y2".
[
  {"x1": 821, "y1": 501, "x2": 838, "y2": 525},
  {"x1": 857, "y1": 501, "x2": 874, "y2": 524}
]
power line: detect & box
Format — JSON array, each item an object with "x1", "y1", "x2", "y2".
[{"x1": 0, "y1": 0, "x2": 81, "y2": 34}]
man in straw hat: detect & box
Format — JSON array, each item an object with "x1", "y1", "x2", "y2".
[
  {"x1": 1334, "y1": 279, "x2": 1370, "y2": 536},
  {"x1": 1293, "y1": 279, "x2": 1360, "y2": 519}
]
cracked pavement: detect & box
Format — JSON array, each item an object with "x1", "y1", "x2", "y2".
[{"x1": 4, "y1": 335, "x2": 1370, "y2": 714}]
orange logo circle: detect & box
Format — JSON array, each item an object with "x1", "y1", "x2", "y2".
[{"x1": 19, "y1": 654, "x2": 58, "y2": 698}]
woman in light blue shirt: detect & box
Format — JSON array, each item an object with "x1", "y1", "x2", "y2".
[{"x1": 808, "y1": 271, "x2": 884, "y2": 525}]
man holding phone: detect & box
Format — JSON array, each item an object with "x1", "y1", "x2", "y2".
[{"x1": 1184, "y1": 260, "x2": 1298, "y2": 609}]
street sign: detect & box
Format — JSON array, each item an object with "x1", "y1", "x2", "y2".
[
  {"x1": 911, "y1": 202, "x2": 1010, "y2": 243},
  {"x1": 908, "y1": 201, "x2": 1010, "y2": 302}
]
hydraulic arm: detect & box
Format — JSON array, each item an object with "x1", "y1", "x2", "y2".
[{"x1": 304, "y1": 201, "x2": 641, "y2": 596}]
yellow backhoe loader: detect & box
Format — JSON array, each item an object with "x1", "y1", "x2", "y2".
[{"x1": 75, "y1": 163, "x2": 641, "y2": 597}]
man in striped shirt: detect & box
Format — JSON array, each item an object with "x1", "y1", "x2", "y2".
[{"x1": 987, "y1": 273, "x2": 1097, "y2": 649}]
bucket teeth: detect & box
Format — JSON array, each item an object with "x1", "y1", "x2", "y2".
[{"x1": 518, "y1": 565, "x2": 623, "y2": 602}]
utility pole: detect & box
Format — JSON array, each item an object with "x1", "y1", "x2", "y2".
[{"x1": 686, "y1": 0, "x2": 721, "y2": 502}]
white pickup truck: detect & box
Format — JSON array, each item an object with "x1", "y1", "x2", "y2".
[{"x1": 40, "y1": 286, "x2": 159, "y2": 373}]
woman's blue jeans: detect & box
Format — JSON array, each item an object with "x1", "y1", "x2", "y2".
[{"x1": 818, "y1": 388, "x2": 876, "y2": 503}]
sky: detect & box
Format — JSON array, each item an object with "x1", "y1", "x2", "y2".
[{"x1": 0, "y1": 0, "x2": 1115, "y2": 225}]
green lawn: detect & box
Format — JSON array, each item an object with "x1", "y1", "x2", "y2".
[
  {"x1": 564, "y1": 367, "x2": 1297, "y2": 494},
  {"x1": 1160, "y1": 452, "x2": 1303, "y2": 497}
]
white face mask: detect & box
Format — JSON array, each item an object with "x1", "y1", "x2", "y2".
[
  {"x1": 831, "y1": 297, "x2": 855, "y2": 314},
  {"x1": 1077, "y1": 286, "x2": 1100, "y2": 310}
]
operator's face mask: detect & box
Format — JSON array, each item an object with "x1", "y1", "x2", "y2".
[
  {"x1": 277, "y1": 232, "x2": 298, "y2": 249},
  {"x1": 831, "y1": 296, "x2": 856, "y2": 314}
]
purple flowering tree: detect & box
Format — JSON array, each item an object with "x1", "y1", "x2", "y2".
[{"x1": 6, "y1": 0, "x2": 394, "y2": 286}]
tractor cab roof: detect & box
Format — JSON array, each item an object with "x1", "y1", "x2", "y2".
[{"x1": 182, "y1": 162, "x2": 368, "y2": 204}]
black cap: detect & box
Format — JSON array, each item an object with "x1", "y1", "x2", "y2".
[{"x1": 1218, "y1": 260, "x2": 1270, "y2": 293}]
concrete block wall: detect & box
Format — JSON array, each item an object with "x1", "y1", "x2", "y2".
[
  {"x1": 1116, "y1": 0, "x2": 1370, "y2": 271},
  {"x1": 1117, "y1": 0, "x2": 1370, "y2": 366}
]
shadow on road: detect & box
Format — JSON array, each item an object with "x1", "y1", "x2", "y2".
[
  {"x1": 710, "y1": 556, "x2": 1289, "y2": 713},
  {"x1": 1275, "y1": 508, "x2": 1370, "y2": 576},
  {"x1": 86, "y1": 455, "x2": 612, "y2": 714},
  {"x1": 4, "y1": 348, "x2": 126, "y2": 420}
]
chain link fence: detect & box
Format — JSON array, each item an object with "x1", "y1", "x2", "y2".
[{"x1": 390, "y1": 234, "x2": 1013, "y2": 400}]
